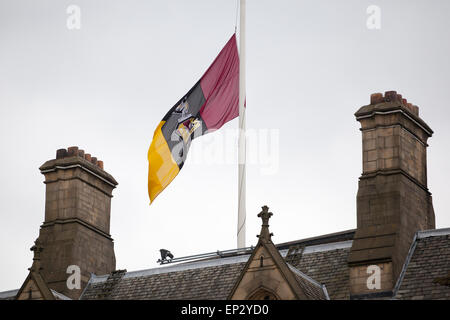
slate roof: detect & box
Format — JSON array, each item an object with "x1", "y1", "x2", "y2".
[
  {"x1": 82, "y1": 257, "x2": 248, "y2": 300},
  {"x1": 286, "y1": 241, "x2": 352, "y2": 300},
  {"x1": 393, "y1": 228, "x2": 450, "y2": 300},
  {"x1": 81, "y1": 231, "x2": 353, "y2": 300},
  {"x1": 81, "y1": 258, "x2": 331, "y2": 300},
  {"x1": 0, "y1": 289, "x2": 18, "y2": 300}
]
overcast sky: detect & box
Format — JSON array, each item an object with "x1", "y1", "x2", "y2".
[{"x1": 1, "y1": 0, "x2": 449, "y2": 291}]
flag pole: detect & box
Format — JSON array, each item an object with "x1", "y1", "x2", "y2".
[{"x1": 237, "y1": 0, "x2": 246, "y2": 249}]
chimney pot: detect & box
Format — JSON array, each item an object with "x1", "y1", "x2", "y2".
[
  {"x1": 56, "y1": 149, "x2": 67, "y2": 159},
  {"x1": 78, "y1": 149, "x2": 85, "y2": 158},
  {"x1": 67, "y1": 146, "x2": 79, "y2": 157},
  {"x1": 97, "y1": 160, "x2": 104, "y2": 170},
  {"x1": 370, "y1": 93, "x2": 384, "y2": 104},
  {"x1": 384, "y1": 91, "x2": 397, "y2": 102},
  {"x1": 91, "y1": 157, "x2": 98, "y2": 165},
  {"x1": 396, "y1": 94, "x2": 402, "y2": 102},
  {"x1": 85, "y1": 154, "x2": 91, "y2": 162}
]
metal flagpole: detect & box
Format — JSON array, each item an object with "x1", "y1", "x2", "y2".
[{"x1": 237, "y1": 0, "x2": 246, "y2": 249}]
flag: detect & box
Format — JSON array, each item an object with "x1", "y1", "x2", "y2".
[{"x1": 148, "y1": 34, "x2": 240, "y2": 203}]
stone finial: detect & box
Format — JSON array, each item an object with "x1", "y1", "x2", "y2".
[
  {"x1": 29, "y1": 239, "x2": 44, "y2": 272},
  {"x1": 257, "y1": 205, "x2": 273, "y2": 241},
  {"x1": 30, "y1": 238, "x2": 43, "y2": 261}
]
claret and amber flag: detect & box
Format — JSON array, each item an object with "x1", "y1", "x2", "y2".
[{"x1": 148, "y1": 34, "x2": 239, "y2": 203}]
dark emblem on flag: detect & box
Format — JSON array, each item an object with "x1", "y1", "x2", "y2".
[
  {"x1": 170, "y1": 98, "x2": 202, "y2": 162},
  {"x1": 175, "y1": 98, "x2": 193, "y2": 124},
  {"x1": 173, "y1": 98, "x2": 202, "y2": 143}
]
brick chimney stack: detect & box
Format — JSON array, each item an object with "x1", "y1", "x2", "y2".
[
  {"x1": 348, "y1": 91, "x2": 435, "y2": 297},
  {"x1": 37, "y1": 147, "x2": 118, "y2": 299}
]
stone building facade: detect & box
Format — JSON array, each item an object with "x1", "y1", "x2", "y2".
[{"x1": 0, "y1": 91, "x2": 449, "y2": 300}]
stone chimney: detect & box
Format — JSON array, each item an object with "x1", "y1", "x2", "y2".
[
  {"x1": 348, "y1": 91, "x2": 435, "y2": 297},
  {"x1": 37, "y1": 146, "x2": 118, "y2": 299}
]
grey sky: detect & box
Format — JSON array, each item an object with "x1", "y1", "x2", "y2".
[{"x1": 1, "y1": 0, "x2": 449, "y2": 291}]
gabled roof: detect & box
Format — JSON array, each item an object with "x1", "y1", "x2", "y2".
[
  {"x1": 15, "y1": 269, "x2": 54, "y2": 300},
  {"x1": 393, "y1": 228, "x2": 450, "y2": 300},
  {"x1": 15, "y1": 239, "x2": 55, "y2": 300},
  {"x1": 227, "y1": 206, "x2": 329, "y2": 300},
  {"x1": 227, "y1": 233, "x2": 315, "y2": 300}
]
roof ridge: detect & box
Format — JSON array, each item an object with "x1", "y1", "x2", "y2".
[
  {"x1": 276, "y1": 229, "x2": 355, "y2": 249},
  {"x1": 50, "y1": 289, "x2": 71, "y2": 300},
  {"x1": 287, "y1": 264, "x2": 330, "y2": 300},
  {"x1": 302, "y1": 240, "x2": 352, "y2": 254},
  {"x1": 392, "y1": 232, "x2": 419, "y2": 297},
  {"x1": 287, "y1": 263, "x2": 324, "y2": 289},
  {"x1": 119, "y1": 254, "x2": 250, "y2": 281},
  {"x1": 96, "y1": 269, "x2": 127, "y2": 299},
  {"x1": 79, "y1": 273, "x2": 96, "y2": 299},
  {"x1": 417, "y1": 227, "x2": 450, "y2": 239}
]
